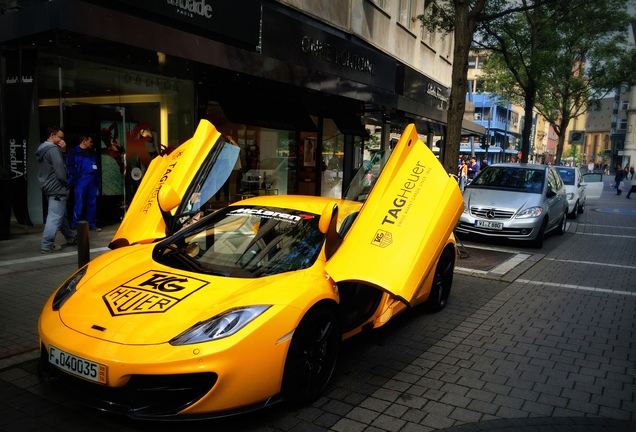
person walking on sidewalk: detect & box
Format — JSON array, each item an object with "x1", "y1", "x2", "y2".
[
  {"x1": 614, "y1": 164, "x2": 625, "y2": 195},
  {"x1": 66, "y1": 134, "x2": 102, "y2": 232},
  {"x1": 626, "y1": 165, "x2": 635, "y2": 199},
  {"x1": 35, "y1": 126, "x2": 77, "y2": 253}
]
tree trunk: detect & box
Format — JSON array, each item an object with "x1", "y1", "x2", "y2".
[
  {"x1": 442, "y1": 2, "x2": 473, "y2": 174},
  {"x1": 520, "y1": 87, "x2": 536, "y2": 164}
]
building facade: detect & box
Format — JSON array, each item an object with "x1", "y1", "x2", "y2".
[{"x1": 0, "y1": 0, "x2": 483, "y2": 230}]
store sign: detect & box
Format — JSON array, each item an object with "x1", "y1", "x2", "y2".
[
  {"x1": 3, "y1": 49, "x2": 37, "y2": 225},
  {"x1": 300, "y1": 36, "x2": 376, "y2": 76},
  {"x1": 261, "y1": 7, "x2": 395, "y2": 91},
  {"x1": 110, "y1": 0, "x2": 260, "y2": 47}
]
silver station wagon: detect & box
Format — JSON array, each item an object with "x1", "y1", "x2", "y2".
[{"x1": 455, "y1": 163, "x2": 568, "y2": 248}]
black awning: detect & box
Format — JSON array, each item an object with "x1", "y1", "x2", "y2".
[
  {"x1": 332, "y1": 114, "x2": 369, "y2": 137},
  {"x1": 219, "y1": 94, "x2": 317, "y2": 132}
]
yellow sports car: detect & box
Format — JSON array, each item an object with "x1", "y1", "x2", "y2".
[{"x1": 38, "y1": 120, "x2": 464, "y2": 419}]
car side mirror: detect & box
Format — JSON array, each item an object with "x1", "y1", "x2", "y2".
[
  {"x1": 546, "y1": 188, "x2": 557, "y2": 198},
  {"x1": 319, "y1": 202, "x2": 340, "y2": 260},
  {"x1": 158, "y1": 185, "x2": 181, "y2": 212}
]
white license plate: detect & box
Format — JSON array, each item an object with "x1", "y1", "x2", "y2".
[
  {"x1": 48, "y1": 345, "x2": 107, "y2": 384},
  {"x1": 475, "y1": 220, "x2": 503, "y2": 230}
]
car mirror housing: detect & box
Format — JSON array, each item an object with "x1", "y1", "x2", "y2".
[
  {"x1": 320, "y1": 202, "x2": 341, "y2": 260},
  {"x1": 158, "y1": 185, "x2": 182, "y2": 212},
  {"x1": 546, "y1": 188, "x2": 557, "y2": 198}
]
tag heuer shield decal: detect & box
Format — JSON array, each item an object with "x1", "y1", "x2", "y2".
[{"x1": 103, "y1": 270, "x2": 209, "y2": 316}]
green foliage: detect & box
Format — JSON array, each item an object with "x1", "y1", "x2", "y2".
[
  {"x1": 474, "y1": 0, "x2": 631, "y2": 163},
  {"x1": 598, "y1": 149, "x2": 612, "y2": 160}
]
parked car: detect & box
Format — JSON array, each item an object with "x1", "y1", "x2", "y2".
[
  {"x1": 555, "y1": 166, "x2": 586, "y2": 218},
  {"x1": 456, "y1": 163, "x2": 568, "y2": 248},
  {"x1": 38, "y1": 121, "x2": 464, "y2": 419}
]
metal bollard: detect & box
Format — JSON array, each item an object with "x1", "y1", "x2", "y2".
[{"x1": 77, "y1": 220, "x2": 90, "y2": 268}]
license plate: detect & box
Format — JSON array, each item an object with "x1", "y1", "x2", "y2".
[
  {"x1": 48, "y1": 345, "x2": 107, "y2": 384},
  {"x1": 475, "y1": 220, "x2": 503, "y2": 230}
]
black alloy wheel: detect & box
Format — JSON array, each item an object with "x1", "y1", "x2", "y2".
[
  {"x1": 426, "y1": 246, "x2": 455, "y2": 312},
  {"x1": 281, "y1": 305, "x2": 341, "y2": 406}
]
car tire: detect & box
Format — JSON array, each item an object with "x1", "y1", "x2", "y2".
[
  {"x1": 531, "y1": 218, "x2": 547, "y2": 249},
  {"x1": 426, "y1": 245, "x2": 455, "y2": 312},
  {"x1": 568, "y1": 201, "x2": 579, "y2": 219},
  {"x1": 281, "y1": 305, "x2": 341, "y2": 406},
  {"x1": 556, "y1": 211, "x2": 567, "y2": 235},
  {"x1": 578, "y1": 199, "x2": 585, "y2": 213}
]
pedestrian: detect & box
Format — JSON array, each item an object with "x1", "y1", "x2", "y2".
[
  {"x1": 458, "y1": 159, "x2": 468, "y2": 192},
  {"x1": 614, "y1": 164, "x2": 625, "y2": 195},
  {"x1": 480, "y1": 158, "x2": 488, "y2": 171},
  {"x1": 468, "y1": 156, "x2": 479, "y2": 180},
  {"x1": 625, "y1": 166, "x2": 634, "y2": 199},
  {"x1": 66, "y1": 134, "x2": 101, "y2": 232},
  {"x1": 35, "y1": 126, "x2": 77, "y2": 253}
]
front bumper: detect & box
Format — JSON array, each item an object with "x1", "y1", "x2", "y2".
[
  {"x1": 38, "y1": 307, "x2": 295, "y2": 419},
  {"x1": 456, "y1": 212, "x2": 542, "y2": 241}
]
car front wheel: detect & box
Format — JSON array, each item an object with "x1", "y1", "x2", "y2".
[
  {"x1": 531, "y1": 217, "x2": 547, "y2": 249},
  {"x1": 556, "y1": 211, "x2": 567, "y2": 235},
  {"x1": 426, "y1": 246, "x2": 455, "y2": 312},
  {"x1": 282, "y1": 305, "x2": 341, "y2": 406},
  {"x1": 568, "y1": 201, "x2": 579, "y2": 219}
]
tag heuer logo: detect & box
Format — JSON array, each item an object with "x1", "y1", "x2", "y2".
[
  {"x1": 103, "y1": 271, "x2": 208, "y2": 316},
  {"x1": 371, "y1": 229, "x2": 393, "y2": 248}
]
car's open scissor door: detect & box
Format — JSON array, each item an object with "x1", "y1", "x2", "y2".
[
  {"x1": 325, "y1": 124, "x2": 464, "y2": 305},
  {"x1": 110, "y1": 120, "x2": 237, "y2": 247}
]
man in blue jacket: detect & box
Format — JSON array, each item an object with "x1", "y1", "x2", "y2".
[
  {"x1": 67, "y1": 134, "x2": 102, "y2": 232},
  {"x1": 35, "y1": 127, "x2": 77, "y2": 253}
]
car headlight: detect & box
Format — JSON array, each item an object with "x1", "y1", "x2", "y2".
[
  {"x1": 566, "y1": 192, "x2": 574, "y2": 200},
  {"x1": 52, "y1": 266, "x2": 87, "y2": 311},
  {"x1": 515, "y1": 206, "x2": 544, "y2": 219},
  {"x1": 170, "y1": 305, "x2": 271, "y2": 345}
]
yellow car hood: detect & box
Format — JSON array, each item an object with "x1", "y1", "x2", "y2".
[
  {"x1": 325, "y1": 124, "x2": 464, "y2": 304},
  {"x1": 57, "y1": 246, "x2": 290, "y2": 345},
  {"x1": 111, "y1": 120, "x2": 225, "y2": 247}
]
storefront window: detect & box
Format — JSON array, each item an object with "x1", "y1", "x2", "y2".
[
  {"x1": 320, "y1": 119, "x2": 344, "y2": 199},
  {"x1": 204, "y1": 101, "x2": 304, "y2": 203},
  {"x1": 37, "y1": 55, "x2": 194, "y2": 221}
]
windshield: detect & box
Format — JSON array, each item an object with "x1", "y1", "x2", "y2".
[
  {"x1": 156, "y1": 205, "x2": 324, "y2": 278},
  {"x1": 556, "y1": 168, "x2": 575, "y2": 186},
  {"x1": 471, "y1": 166, "x2": 545, "y2": 193}
]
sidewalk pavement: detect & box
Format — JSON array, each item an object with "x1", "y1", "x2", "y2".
[{"x1": 0, "y1": 183, "x2": 635, "y2": 431}]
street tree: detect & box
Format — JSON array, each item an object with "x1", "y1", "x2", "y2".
[
  {"x1": 477, "y1": 0, "x2": 632, "y2": 164},
  {"x1": 417, "y1": 0, "x2": 554, "y2": 173}
]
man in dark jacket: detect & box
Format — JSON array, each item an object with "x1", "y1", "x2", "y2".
[
  {"x1": 36, "y1": 127, "x2": 77, "y2": 253},
  {"x1": 67, "y1": 134, "x2": 101, "y2": 231},
  {"x1": 614, "y1": 164, "x2": 625, "y2": 195}
]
